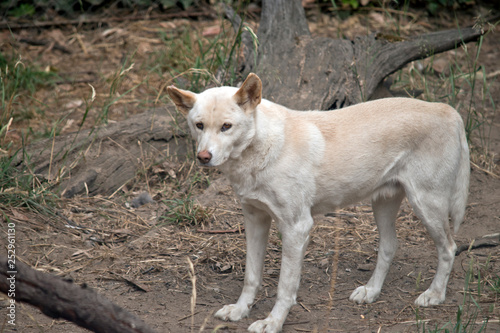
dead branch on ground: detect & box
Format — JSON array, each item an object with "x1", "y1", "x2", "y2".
[{"x1": 0, "y1": 256, "x2": 157, "y2": 333}]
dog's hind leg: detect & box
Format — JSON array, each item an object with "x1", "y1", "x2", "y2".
[
  {"x1": 215, "y1": 205, "x2": 272, "y2": 321},
  {"x1": 406, "y1": 190, "x2": 457, "y2": 306},
  {"x1": 350, "y1": 187, "x2": 405, "y2": 304}
]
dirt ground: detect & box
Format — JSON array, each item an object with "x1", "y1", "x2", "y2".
[{"x1": 1, "y1": 3, "x2": 499, "y2": 333}]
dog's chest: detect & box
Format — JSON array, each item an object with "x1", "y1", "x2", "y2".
[
  {"x1": 227, "y1": 167, "x2": 318, "y2": 221},
  {"x1": 230, "y1": 175, "x2": 267, "y2": 204},
  {"x1": 227, "y1": 172, "x2": 279, "y2": 213}
]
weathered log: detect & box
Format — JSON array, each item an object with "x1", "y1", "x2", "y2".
[
  {"x1": 228, "y1": 0, "x2": 484, "y2": 110},
  {"x1": 0, "y1": 256, "x2": 157, "y2": 333},
  {"x1": 15, "y1": 107, "x2": 188, "y2": 198}
]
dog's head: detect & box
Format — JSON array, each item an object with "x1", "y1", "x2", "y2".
[{"x1": 167, "y1": 73, "x2": 262, "y2": 167}]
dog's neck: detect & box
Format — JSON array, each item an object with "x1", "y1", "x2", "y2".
[{"x1": 219, "y1": 103, "x2": 286, "y2": 182}]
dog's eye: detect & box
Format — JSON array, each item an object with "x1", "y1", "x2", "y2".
[
  {"x1": 195, "y1": 122, "x2": 204, "y2": 130},
  {"x1": 221, "y1": 123, "x2": 232, "y2": 132}
]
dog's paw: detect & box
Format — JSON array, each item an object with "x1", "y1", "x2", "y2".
[
  {"x1": 248, "y1": 317, "x2": 282, "y2": 333},
  {"x1": 415, "y1": 289, "x2": 445, "y2": 307},
  {"x1": 214, "y1": 304, "x2": 250, "y2": 322},
  {"x1": 349, "y1": 286, "x2": 381, "y2": 304}
]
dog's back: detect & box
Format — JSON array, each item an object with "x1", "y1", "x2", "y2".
[{"x1": 256, "y1": 98, "x2": 469, "y2": 228}]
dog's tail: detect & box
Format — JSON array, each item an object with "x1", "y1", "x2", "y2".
[{"x1": 450, "y1": 120, "x2": 470, "y2": 234}]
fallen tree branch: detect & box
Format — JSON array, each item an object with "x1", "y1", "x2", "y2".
[
  {"x1": 0, "y1": 9, "x2": 216, "y2": 30},
  {"x1": 455, "y1": 234, "x2": 500, "y2": 256},
  {"x1": 0, "y1": 256, "x2": 157, "y2": 333}
]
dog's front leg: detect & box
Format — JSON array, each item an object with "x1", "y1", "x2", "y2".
[
  {"x1": 215, "y1": 205, "x2": 272, "y2": 322},
  {"x1": 248, "y1": 214, "x2": 314, "y2": 333}
]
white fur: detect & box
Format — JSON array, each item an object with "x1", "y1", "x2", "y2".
[{"x1": 167, "y1": 74, "x2": 470, "y2": 333}]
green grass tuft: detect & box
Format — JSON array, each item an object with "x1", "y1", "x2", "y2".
[
  {"x1": 1, "y1": 52, "x2": 59, "y2": 125},
  {"x1": 0, "y1": 151, "x2": 58, "y2": 216},
  {"x1": 160, "y1": 196, "x2": 210, "y2": 226}
]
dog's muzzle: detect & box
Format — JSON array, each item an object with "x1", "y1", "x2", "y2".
[{"x1": 197, "y1": 150, "x2": 212, "y2": 164}]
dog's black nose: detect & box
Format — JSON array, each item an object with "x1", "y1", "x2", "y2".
[{"x1": 197, "y1": 150, "x2": 212, "y2": 164}]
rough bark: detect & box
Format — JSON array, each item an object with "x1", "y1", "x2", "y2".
[
  {"x1": 15, "y1": 107, "x2": 188, "y2": 198},
  {"x1": 0, "y1": 256, "x2": 157, "y2": 333},
  {"x1": 230, "y1": 0, "x2": 484, "y2": 110}
]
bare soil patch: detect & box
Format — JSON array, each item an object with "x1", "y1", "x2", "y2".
[{"x1": 1, "y1": 4, "x2": 499, "y2": 333}]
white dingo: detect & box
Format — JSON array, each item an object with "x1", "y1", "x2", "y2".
[{"x1": 167, "y1": 73, "x2": 469, "y2": 333}]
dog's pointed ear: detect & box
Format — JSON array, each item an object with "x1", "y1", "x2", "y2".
[
  {"x1": 234, "y1": 73, "x2": 262, "y2": 113},
  {"x1": 167, "y1": 86, "x2": 197, "y2": 115}
]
